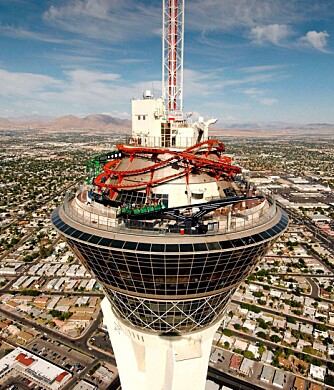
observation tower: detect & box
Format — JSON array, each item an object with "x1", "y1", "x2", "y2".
[{"x1": 51, "y1": 1, "x2": 288, "y2": 389}]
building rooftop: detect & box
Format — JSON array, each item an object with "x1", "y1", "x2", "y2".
[{"x1": 0, "y1": 347, "x2": 71, "y2": 389}]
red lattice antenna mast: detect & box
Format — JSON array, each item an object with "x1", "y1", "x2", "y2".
[{"x1": 162, "y1": 0, "x2": 184, "y2": 113}]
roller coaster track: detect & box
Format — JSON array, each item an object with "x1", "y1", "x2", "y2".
[{"x1": 94, "y1": 140, "x2": 241, "y2": 196}]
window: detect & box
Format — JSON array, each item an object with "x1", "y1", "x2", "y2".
[{"x1": 191, "y1": 191, "x2": 204, "y2": 200}]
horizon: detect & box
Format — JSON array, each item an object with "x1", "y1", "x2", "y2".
[{"x1": 0, "y1": 0, "x2": 334, "y2": 123}]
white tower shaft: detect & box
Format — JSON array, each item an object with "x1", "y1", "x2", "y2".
[
  {"x1": 162, "y1": 0, "x2": 184, "y2": 112},
  {"x1": 102, "y1": 298, "x2": 220, "y2": 390}
]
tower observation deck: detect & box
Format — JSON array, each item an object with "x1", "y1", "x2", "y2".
[{"x1": 51, "y1": 2, "x2": 288, "y2": 390}]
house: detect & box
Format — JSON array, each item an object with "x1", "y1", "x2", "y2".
[
  {"x1": 313, "y1": 329, "x2": 328, "y2": 339},
  {"x1": 17, "y1": 331, "x2": 34, "y2": 344},
  {"x1": 270, "y1": 290, "x2": 282, "y2": 298},
  {"x1": 272, "y1": 370, "x2": 285, "y2": 388},
  {"x1": 72, "y1": 380, "x2": 97, "y2": 390},
  {"x1": 205, "y1": 381, "x2": 220, "y2": 390},
  {"x1": 291, "y1": 356, "x2": 309, "y2": 374},
  {"x1": 229, "y1": 354, "x2": 242, "y2": 371},
  {"x1": 260, "y1": 366, "x2": 274, "y2": 383},
  {"x1": 243, "y1": 320, "x2": 256, "y2": 332},
  {"x1": 7, "y1": 324, "x2": 20, "y2": 335},
  {"x1": 303, "y1": 307, "x2": 316, "y2": 318},
  {"x1": 312, "y1": 342, "x2": 326, "y2": 353},
  {"x1": 234, "y1": 339, "x2": 247, "y2": 351},
  {"x1": 261, "y1": 350, "x2": 274, "y2": 364},
  {"x1": 293, "y1": 377, "x2": 306, "y2": 390},
  {"x1": 273, "y1": 318, "x2": 286, "y2": 329},
  {"x1": 286, "y1": 321, "x2": 299, "y2": 331},
  {"x1": 261, "y1": 315, "x2": 274, "y2": 323},
  {"x1": 283, "y1": 330, "x2": 297, "y2": 344},
  {"x1": 297, "y1": 340, "x2": 311, "y2": 350},
  {"x1": 309, "y1": 384, "x2": 322, "y2": 390},
  {"x1": 210, "y1": 349, "x2": 221, "y2": 364},
  {"x1": 213, "y1": 332, "x2": 221, "y2": 343},
  {"x1": 309, "y1": 365, "x2": 326, "y2": 382},
  {"x1": 300, "y1": 324, "x2": 313, "y2": 335},
  {"x1": 239, "y1": 358, "x2": 254, "y2": 376},
  {"x1": 278, "y1": 357, "x2": 291, "y2": 370},
  {"x1": 221, "y1": 335, "x2": 233, "y2": 348},
  {"x1": 247, "y1": 344, "x2": 259, "y2": 359}
]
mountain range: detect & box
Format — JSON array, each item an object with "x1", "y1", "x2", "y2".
[
  {"x1": 0, "y1": 114, "x2": 131, "y2": 132},
  {"x1": 0, "y1": 114, "x2": 333, "y2": 136}
]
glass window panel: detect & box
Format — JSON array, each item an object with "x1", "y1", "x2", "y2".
[
  {"x1": 123, "y1": 241, "x2": 138, "y2": 250},
  {"x1": 193, "y1": 243, "x2": 207, "y2": 251},
  {"x1": 137, "y1": 242, "x2": 151, "y2": 252},
  {"x1": 112, "y1": 240, "x2": 124, "y2": 249},
  {"x1": 151, "y1": 243, "x2": 165, "y2": 252},
  {"x1": 87, "y1": 235, "x2": 102, "y2": 245},
  {"x1": 165, "y1": 244, "x2": 179, "y2": 252},
  {"x1": 180, "y1": 244, "x2": 193, "y2": 252}
]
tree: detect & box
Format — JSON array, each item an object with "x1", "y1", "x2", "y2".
[
  {"x1": 270, "y1": 335, "x2": 281, "y2": 343},
  {"x1": 315, "y1": 323, "x2": 327, "y2": 332},
  {"x1": 223, "y1": 329, "x2": 233, "y2": 337},
  {"x1": 243, "y1": 351, "x2": 255, "y2": 360},
  {"x1": 253, "y1": 291, "x2": 264, "y2": 298},
  {"x1": 258, "y1": 319, "x2": 268, "y2": 330},
  {"x1": 21, "y1": 290, "x2": 40, "y2": 296},
  {"x1": 325, "y1": 375, "x2": 334, "y2": 386},
  {"x1": 286, "y1": 316, "x2": 296, "y2": 324}
]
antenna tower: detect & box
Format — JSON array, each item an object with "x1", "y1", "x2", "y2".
[{"x1": 162, "y1": 0, "x2": 184, "y2": 113}]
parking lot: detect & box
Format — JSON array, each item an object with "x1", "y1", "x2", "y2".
[
  {"x1": 89, "y1": 329, "x2": 113, "y2": 354},
  {"x1": 27, "y1": 336, "x2": 93, "y2": 374}
]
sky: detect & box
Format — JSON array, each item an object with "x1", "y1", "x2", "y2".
[{"x1": 0, "y1": 0, "x2": 334, "y2": 124}]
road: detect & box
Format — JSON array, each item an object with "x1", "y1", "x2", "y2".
[
  {"x1": 0, "y1": 306, "x2": 114, "y2": 361},
  {"x1": 279, "y1": 202, "x2": 334, "y2": 259},
  {"x1": 305, "y1": 276, "x2": 320, "y2": 298},
  {"x1": 232, "y1": 298, "x2": 334, "y2": 332},
  {"x1": 252, "y1": 278, "x2": 333, "y2": 305},
  {"x1": 0, "y1": 288, "x2": 104, "y2": 297},
  {"x1": 0, "y1": 228, "x2": 37, "y2": 261},
  {"x1": 226, "y1": 328, "x2": 332, "y2": 366}
]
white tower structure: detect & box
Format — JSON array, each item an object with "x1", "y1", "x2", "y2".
[{"x1": 52, "y1": 1, "x2": 288, "y2": 390}]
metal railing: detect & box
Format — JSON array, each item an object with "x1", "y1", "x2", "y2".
[
  {"x1": 61, "y1": 190, "x2": 279, "y2": 237},
  {"x1": 125, "y1": 135, "x2": 200, "y2": 149}
]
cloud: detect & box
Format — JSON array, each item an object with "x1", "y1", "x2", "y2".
[
  {"x1": 0, "y1": 69, "x2": 63, "y2": 98},
  {"x1": 43, "y1": 0, "x2": 160, "y2": 42},
  {"x1": 300, "y1": 30, "x2": 330, "y2": 52},
  {"x1": 187, "y1": 0, "x2": 286, "y2": 32},
  {"x1": 249, "y1": 24, "x2": 292, "y2": 45},
  {"x1": 241, "y1": 87, "x2": 278, "y2": 106},
  {"x1": 259, "y1": 97, "x2": 279, "y2": 106},
  {"x1": 0, "y1": 67, "x2": 161, "y2": 117},
  {"x1": 0, "y1": 24, "x2": 66, "y2": 43},
  {"x1": 186, "y1": 0, "x2": 332, "y2": 34},
  {"x1": 65, "y1": 69, "x2": 120, "y2": 83},
  {"x1": 239, "y1": 65, "x2": 287, "y2": 73}
]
